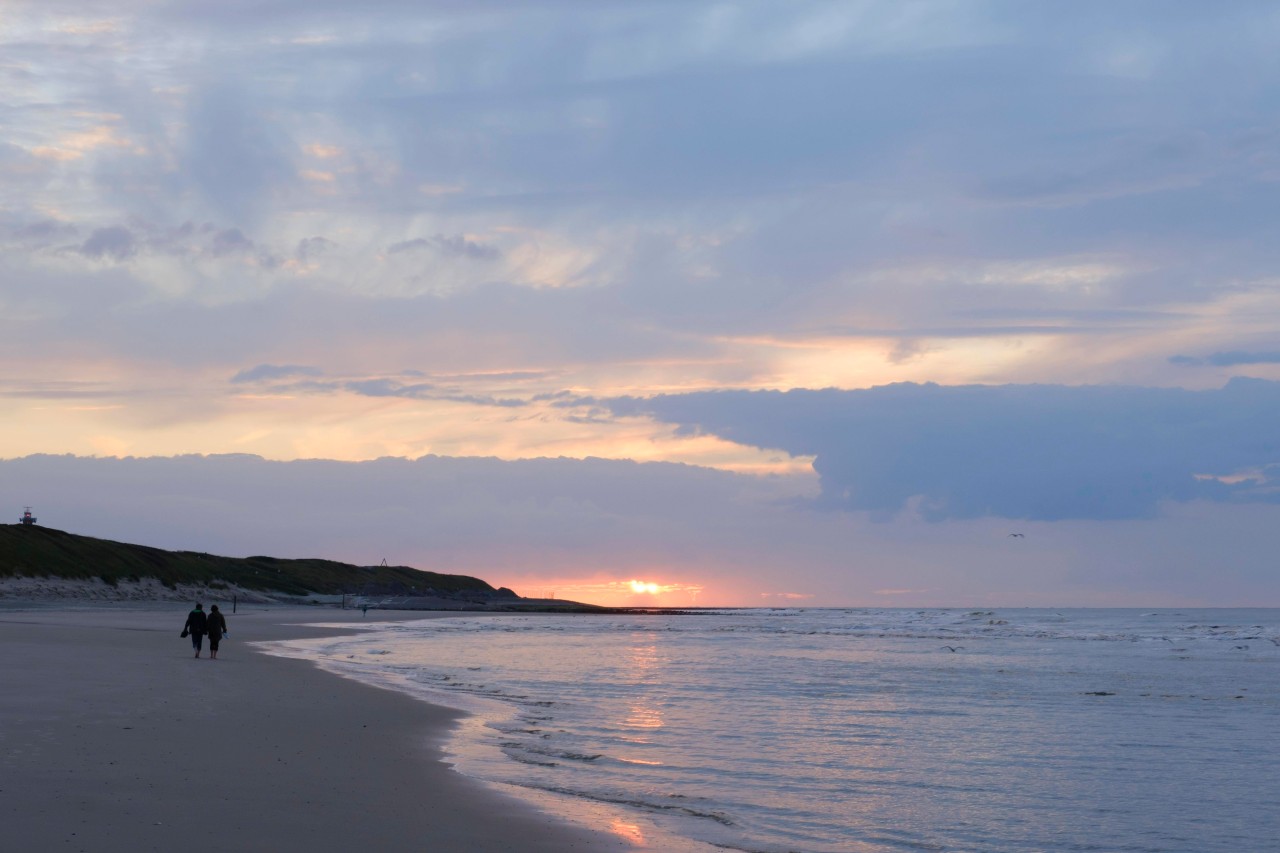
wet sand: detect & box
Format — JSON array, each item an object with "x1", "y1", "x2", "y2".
[{"x1": 0, "y1": 606, "x2": 635, "y2": 853}]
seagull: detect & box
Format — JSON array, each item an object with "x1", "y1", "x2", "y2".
[
  {"x1": 1007, "y1": 533, "x2": 1025, "y2": 538},
  {"x1": 941, "y1": 645, "x2": 963, "y2": 652}
]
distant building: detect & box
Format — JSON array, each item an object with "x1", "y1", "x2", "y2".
[{"x1": 19, "y1": 506, "x2": 36, "y2": 525}]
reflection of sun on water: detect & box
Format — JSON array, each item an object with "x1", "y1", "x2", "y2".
[
  {"x1": 624, "y1": 704, "x2": 664, "y2": 732},
  {"x1": 609, "y1": 817, "x2": 647, "y2": 845},
  {"x1": 622, "y1": 639, "x2": 665, "y2": 741}
]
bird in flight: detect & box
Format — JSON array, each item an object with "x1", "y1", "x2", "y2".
[{"x1": 1007, "y1": 533, "x2": 1025, "y2": 538}]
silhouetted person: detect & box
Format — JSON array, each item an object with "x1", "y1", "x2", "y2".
[
  {"x1": 182, "y1": 603, "x2": 207, "y2": 658},
  {"x1": 206, "y1": 604, "x2": 228, "y2": 659}
]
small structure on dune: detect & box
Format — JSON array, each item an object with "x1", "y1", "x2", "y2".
[{"x1": 19, "y1": 506, "x2": 36, "y2": 525}]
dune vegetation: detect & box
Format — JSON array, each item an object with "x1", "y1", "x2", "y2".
[{"x1": 0, "y1": 524, "x2": 500, "y2": 598}]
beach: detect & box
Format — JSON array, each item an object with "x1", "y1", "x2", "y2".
[
  {"x1": 6, "y1": 605, "x2": 1277, "y2": 853},
  {"x1": 0, "y1": 606, "x2": 634, "y2": 853}
]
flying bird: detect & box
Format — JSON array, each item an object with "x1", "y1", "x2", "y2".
[{"x1": 1007, "y1": 533, "x2": 1025, "y2": 538}]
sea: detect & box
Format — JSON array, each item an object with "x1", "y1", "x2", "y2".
[{"x1": 260, "y1": 608, "x2": 1280, "y2": 853}]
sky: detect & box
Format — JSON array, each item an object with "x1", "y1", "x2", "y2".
[{"x1": 4, "y1": 1, "x2": 1280, "y2": 606}]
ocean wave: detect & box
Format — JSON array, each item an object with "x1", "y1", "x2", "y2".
[
  {"x1": 376, "y1": 609, "x2": 1280, "y2": 649},
  {"x1": 521, "y1": 784, "x2": 736, "y2": 827},
  {"x1": 261, "y1": 608, "x2": 1280, "y2": 853}
]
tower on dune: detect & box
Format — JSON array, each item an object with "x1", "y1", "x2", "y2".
[{"x1": 19, "y1": 506, "x2": 36, "y2": 525}]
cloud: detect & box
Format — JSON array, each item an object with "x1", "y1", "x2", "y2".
[
  {"x1": 7, "y1": 1, "x2": 1280, "y2": 376},
  {"x1": 211, "y1": 227, "x2": 254, "y2": 256},
  {"x1": 339, "y1": 379, "x2": 526, "y2": 407},
  {"x1": 12, "y1": 220, "x2": 79, "y2": 245},
  {"x1": 0, "y1": 451, "x2": 800, "y2": 585},
  {"x1": 1171, "y1": 351, "x2": 1280, "y2": 367},
  {"x1": 387, "y1": 235, "x2": 501, "y2": 260},
  {"x1": 295, "y1": 236, "x2": 334, "y2": 262},
  {"x1": 78, "y1": 226, "x2": 137, "y2": 261},
  {"x1": 386, "y1": 239, "x2": 431, "y2": 254},
  {"x1": 179, "y1": 83, "x2": 297, "y2": 224},
  {"x1": 231, "y1": 364, "x2": 325, "y2": 383},
  {"x1": 4, "y1": 1, "x2": 1280, "y2": 608},
  {"x1": 603, "y1": 378, "x2": 1280, "y2": 521},
  {"x1": 228, "y1": 370, "x2": 533, "y2": 408},
  {"x1": 4, "y1": 452, "x2": 1279, "y2": 606}
]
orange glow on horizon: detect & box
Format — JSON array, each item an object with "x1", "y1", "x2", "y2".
[{"x1": 501, "y1": 575, "x2": 707, "y2": 607}]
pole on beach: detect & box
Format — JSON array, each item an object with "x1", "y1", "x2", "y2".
[{"x1": 233, "y1": 595, "x2": 237, "y2": 614}]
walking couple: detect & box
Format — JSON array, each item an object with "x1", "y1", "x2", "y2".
[{"x1": 181, "y1": 603, "x2": 229, "y2": 659}]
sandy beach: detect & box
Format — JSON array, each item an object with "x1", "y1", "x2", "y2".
[{"x1": 0, "y1": 605, "x2": 636, "y2": 853}]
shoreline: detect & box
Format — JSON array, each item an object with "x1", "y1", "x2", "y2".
[
  {"x1": 0, "y1": 604, "x2": 640, "y2": 852},
  {"x1": 256, "y1": 623, "x2": 723, "y2": 853}
]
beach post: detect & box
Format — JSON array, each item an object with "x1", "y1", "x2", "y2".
[{"x1": 233, "y1": 595, "x2": 237, "y2": 614}]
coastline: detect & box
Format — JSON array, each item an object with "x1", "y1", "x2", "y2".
[{"x1": 0, "y1": 605, "x2": 638, "y2": 853}]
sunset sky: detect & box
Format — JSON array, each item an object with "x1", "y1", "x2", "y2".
[{"x1": 5, "y1": 1, "x2": 1280, "y2": 606}]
